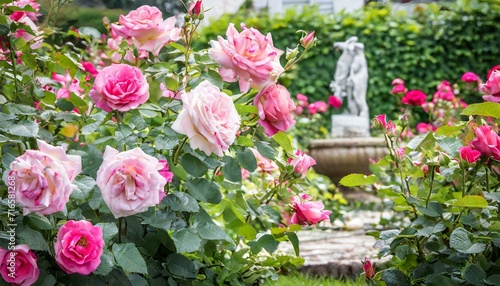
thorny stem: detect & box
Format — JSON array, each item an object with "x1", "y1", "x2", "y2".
[
  {"x1": 173, "y1": 137, "x2": 188, "y2": 165},
  {"x1": 426, "y1": 166, "x2": 436, "y2": 207},
  {"x1": 466, "y1": 161, "x2": 483, "y2": 194},
  {"x1": 9, "y1": 37, "x2": 19, "y2": 101}
]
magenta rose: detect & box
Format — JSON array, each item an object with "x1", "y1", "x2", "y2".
[
  {"x1": 55, "y1": 220, "x2": 104, "y2": 275},
  {"x1": 158, "y1": 159, "x2": 174, "y2": 183},
  {"x1": 402, "y1": 89, "x2": 427, "y2": 106},
  {"x1": 459, "y1": 146, "x2": 481, "y2": 164},
  {"x1": 172, "y1": 80, "x2": 240, "y2": 156},
  {"x1": 89, "y1": 64, "x2": 149, "y2": 112},
  {"x1": 9, "y1": 139, "x2": 82, "y2": 215},
  {"x1": 209, "y1": 23, "x2": 284, "y2": 93},
  {"x1": 391, "y1": 78, "x2": 404, "y2": 86},
  {"x1": 287, "y1": 150, "x2": 316, "y2": 178},
  {"x1": 290, "y1": 194, "x2": 331, "y2": 225},
  {"x1": 461, "y1": 71, "x2": 479, "y2": 83},
  {"x1": 254, "y1": 84, "x2": 296, "y2": 136},
  {"x1": 0, "y1": 244, "x2": 39, "y2": 286},
  {"x1": 96, "y1": 146, "x2": 167, "y2": 218},
  {"x1": 391, "y1": 84, "x2": 407, "y2": 95},
  {"x1": 111, "y1": 5, "x2": 181, "y2": 55},
  {"x1": 481, "y1": 70, "x2": 500, "y2": 103},
  {"x1": 470, "y1": 125, "x2": 500, "y2": 161},
  {"x1": 372, "y1": 114, "x2": 396, "y2": 136},
  {"x1": 328, "y1": 95, "x2": 342, "y2": 109}
]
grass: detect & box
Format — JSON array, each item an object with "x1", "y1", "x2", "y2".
[{"x1": 263, "y1": 272, "x2": 360, "y2": 286}]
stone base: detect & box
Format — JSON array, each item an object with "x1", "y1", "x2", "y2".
[{"x1": 331, "y1": 114, "x2": 370, "y2": 138}]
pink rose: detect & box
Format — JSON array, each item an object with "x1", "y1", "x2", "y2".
[
  {"x1": 288, "y1": 150, "x2": 316, "y2": 177},
  {"x1": 81, "y1": 61, "x2": 99, "y2": 77},
  {"x1": 437, "y1": 80, "x2": 451, "y2": 90},
  {"x1": 158, "y1": 159, "x2": 174, "y2": 183},
  {"x1": 9, "y1": 139, "x2": 82, "y2": 215},
  {"x1": 481, "y1": 70, "x2": 500, "y2": 103},
  {"x1": 416, "y1": 122, "x2": 434, "y2": 134},
  {"x1": 188, "y1": 0, "x2": 203, "y2": 15},
  {"x1": 159, "y1": 83, "x2": 183, "y2": 99},
  {"x1": 0, "y1": 244, "x2": 39, "y2": 286},
  {"x1": 391, "y1": 78, "x2": 404, "y2": 86},
  {"x1": 250, "y1": 148, "x2": 278, "y2": 173},
  {"x1": 13, "y1": 17, "x2": 43, "y2": 49},
  {"x1": 96, "y1": 146, "x2": 167, "y2": 218},
  {"x1": 402, "y1": 89, "x2": 427, "y2": 106},
  {"x1": 372, "y1": 114, "x2": 396, "y2": 136},
  {"x1": 461, "y1": 72, "x2": 479, "y2": 83},
  {"x1": 54, "y1": 220, "x2": 104, "y2": 275},
  {"x1": 254, "y1": 84, "x2": 296, "y2": 136},
  {"x1": 290, "y1": 195, "x2": 331, "y2": 225},
  {"x1": 209, "y1": 23, "x2": 284, "y2": 92},
  {"x1": 111, "y1": 5, "x2": 181, "y2": 55},
  {"x1": 328, "y1": 95, "x2": 342, "y2": 109},
  {"x1": 172, "y1": 80, "x2": 240, "y2": 156},
  {"x1": 296, "y1": 93, "x2": 308, "y2": 107},
  {"x1": 459, "y1": 146, "x2": 481, "y2": 164},
  {"x1": 8, "y1": 0, "x2": 40, "y2": 21},
  {"x1": 391, "y1": 84, "x2": 407, "y2": 95},
  {"x1": 470, "y1": 125, "x2": 500, "y2": 161},
  {"x1": 487, "y1": 65, "x2": 500, "y2": 81},
  {"x1": 308, "y1": 101, "x2": 328, "y2": 114},
  {"x1": 89, "y1": 64, "x2": 149, "y2": 112}
]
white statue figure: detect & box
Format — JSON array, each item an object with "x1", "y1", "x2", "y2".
[{"x1": 330, "y1": 36, "x2": 370, "y2": 137}]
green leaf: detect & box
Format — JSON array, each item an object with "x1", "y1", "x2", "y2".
[
  {"x1": 95, "y1": 249, "x2": 115, "y2": 276},
  {"x1": 25, "y1": 213, "x2": 53, "y2": 230},
  {"x1": 462, "y1": 102, "x2": 500, "y2": 118},
  {"x1": 287, "y1": 232, "x2": 300, "y2": 256},
  {"x1": 416, "y1": 202, "x2": 443, "y2": 217},
  {"x1": 339, "y1": 173, "x2": 377, "y2": 187},
  {"x1": 18, "y1": 226, "x2": 50, "y2": 251},
  {"x1": 450, "y1": 227, "x2": 486, "y2": 254},
  {"x1": 168, "y1": 42, "x2": 186, "y2": 53},
  {"x1": 435, "y1": 125, "x2": 465, "y2": 136},
  {"x1": 250, "y1": 234, "x2": 279, "y2": 254},
  {"x1": 464, "y1": 264, "x2": 487, "y2": 286},
  {"x1": 112, "y1": 243, "x2": 148, "y2": 274},
  {"x1": 382, "y1": 269, "x2": 411, "y2": 286},
  {"x1": 180, "y1": 153, "x2": 208, "y2": 177},
  {"x1": 165, "y1": 253, "x2": 197, "y2": 279},
  {"x1": 254, "y1": 141, "x2": 276, "y2": 160},
  {"x1": 197, "y1": 222, "x2": 232, "y2": 242},
  {"x1": 406, "y1": 132, "x2": 435, "y2": 151},
  {"x1": 142, "y1": 212, "x2": 175, "y2": 232},
  {"x1": 9, "y1": 120, "x2": 39, "y2": 137},
  {"x1": 96, "y1": 223, "x2": 118, "y2": 244},
  {"x1": 454, "y1": 195, "x2": 488, "y2": 208},
  {"x1": 55, "y1": 98, "x2": 75, "y2": 112},
  {"x1": 172, "y1": 228, "x2": 202, "y2": 253},
  {"x1": 129, "y1": 115, "x2": 148, "y2": 130},
  {"x1": 425, "y1": 274, "x2": 454, "y2": 286},
  {"x1": 55, "y1": 53, "x2": 78, "y2": 74},
  {"x1": 164, "y1": 192, "x2": 199, "y2": 212},
  {"x1": 155, "y1": 134, "x2": 179, "y2": 151},
  {"x1": 436, "y1": 137, "x2": 462, "y2": 157},
  {"x1": 237, "y1": 224, "x2": 257, "y2": 240},
  {"x1": 236, "y1": 136, "x2": 254, "y2": 147},
  {"x1": 72, "y1": 175, "x2": 96, "y2": 201},
  {"x1": 236, "y1": 148, "x2": 257, "y2": 172},
  {"x1": 4, "y1": 103, "x2": 37, "y2": 115},
  {"x1": 272, "y1": 131, "x2": 294, "y2": 153},
  {"x1": 222, "y1": 156, "x2": 242, "y2": 182},
  {"x1": 203, "y1": 69, "x2": 223, "y2": 89},
  {"x1": 184, "y1": 178, "x2": 222, "y2": 204},
  {"x1": 128, "y1": 274, "x2": 148, "y2": 286}
]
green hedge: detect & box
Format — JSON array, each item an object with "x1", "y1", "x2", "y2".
[{"x1": 195, "y1": 1, "x2": 500, "y2": 119}]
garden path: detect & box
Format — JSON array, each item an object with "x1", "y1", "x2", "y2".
[{"x1": 278, "y1": 210, "x2": 392, "y2": 279}]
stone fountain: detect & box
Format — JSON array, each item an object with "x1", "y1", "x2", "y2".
[{"x1": 308, "y1": 37, "x2": 387, "y2": 194}]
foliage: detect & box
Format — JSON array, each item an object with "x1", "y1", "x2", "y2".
[
  {"x1": 263, "y1": 272, "x2": 359, "y2": 286},
  {"x1": 347, "y1": 79, "x2": 500, "y2": 284},
  {"x1": 0, "y1": 1, "x2": 335, "y2": 285},
  {"x1": 195, "y1": 1, "x2": 500, "y2": 123}
]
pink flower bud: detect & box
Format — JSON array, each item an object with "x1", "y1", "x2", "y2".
[
  {"x1": 188, "y1": 0, "x2": 203, "y2": 16},
  {"x1": 362, "y1": 257, "x2": 375, "y2": 279},
  {"x1": 458, "y1": 146, "x2": 481, "y2": 164},
  {"x1": 391, "y1": 78, "x2": 404, "y2": 86},
  {"x1": 300, "y1": 31, "x2": 315, "y2": 49}
]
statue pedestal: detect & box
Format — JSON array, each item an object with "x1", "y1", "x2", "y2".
[{"x1": 331, "y1": 115, "x2": 370, "y2": 138}]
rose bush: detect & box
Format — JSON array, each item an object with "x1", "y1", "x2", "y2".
[{"x1": 0, "y1": 1, "x2": 333, "y2": 285}]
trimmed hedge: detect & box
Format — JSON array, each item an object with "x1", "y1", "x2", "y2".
[{"x1": 195, "y1": 2, "x2": 500, "y2": 119}]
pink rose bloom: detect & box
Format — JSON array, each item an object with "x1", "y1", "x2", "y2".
[
  {"x1": 433, "y1": 88, "x2": 455, "y2": 101},
  {"x1": 391, "y1": 78, "x2": 404, "y2": 86},
  {"x1": 391, "y1": 84, "x2": 407, "y2": 95},
  {"x1": 402, "y1": 89, "x2": 427, "y2": 106},
  {"x1": 470, "y1": 125, "x2": 500, "y2": 161},
  {"x1": 481, "y1": 70, "x2": 500, "y2": 103},
  {"x1": 159, "y1": 83, "x2": 183, "y2": 100},
  {"x1": 254, "y1": 84, "x2": 296, "y2": 136},
  {"x1": 89, "y1": 64, "x2": 150, "y2": 112},
  {"x1": 416, "y1": 122, "x2": 434, "y2": 134},
  {"x1": 288, "y1": 150, "x2": 316, "y2": 177},
  {"x1": 372, "y1": 114, "x2": 396, "y2": 136},
  {"x1": 290, "y1": 195, "x2": 331, "y2": 225},
  {"x1": 96, "y1": 146, "x2": 167, "y2": 218},
  {"x1": 172, "y1": 80, "x2": 240, "y2": 156},
  {"x1": 8, "y1": 0, "x2": 40, "y2": 21},
  {"x1": 13, "y1": 17, "x2": 43, "y2": 49},
  {"x1": 111, "y1": 5, "x2": 181, "y2": 55},
  {"x1": 437, "y1": 80, "x2": 451, "y2": 90},
  {"x1": 307, "y1": 102, "x2": 318, "y2": 115},
  {"x1": 54, "y1": 220, "x2": 104, "y2": 275},
  {"x1": 158, "y1": 159, "x2": 174, "y2": 183},
  {"x1": 0, "y1": 244, "x2": 39, "y2": 286},
  {"x1": 328, "y1": 95, "x2": 342, "y2": 109},
  {"x1": 81, "y1": 61, "x2": 98, "y2": 77},
  {"x1": 296, "y1": 93, "x2": 308, "y2": 107},
  {"x1": 209, "y1": 23, "x2": 284, "y2": 92},
  {"x1": 459, "y1": 146, "x2": 481, "y2": 164},
  {"x1": 487, "y1": 65, "x2": 500, "y2": 81},
  {"x1": 461, "y1": 72, "x2": 479, "y2": 83},
  {"x1": 9, "y1": 139, "x2": 82, "y2": 215},
  {"x1": 310, "y1": 101, "x2": 328, "y2": 113},
  {"x1": 250, "y1": 148, "x2": 278, "y2": 173},
  {"x1": 294, "y1": 105, "x2": 304, "y2": 115}
]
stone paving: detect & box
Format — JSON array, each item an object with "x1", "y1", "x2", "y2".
[{"x1": 278, "y1": 210, "x2": 393, "y2": 278}]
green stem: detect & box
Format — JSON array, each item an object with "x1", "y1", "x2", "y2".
[
  {"x1": 466, "y1": 161, "x2": 482, "y2": 194},
  {"x1": 426, "y1": 166, "x2": 436, "y2": 207},
  {"x1": 462, "y1": 168, "x2": 467, "y2": 197},
  {"x1": 118, "y1": 218, "x2": 122, "y2": 243},
  {"x1": 173, "y1": 137, "x2": 188, "y2": 165},
  {"x1": 8, "y1": 37, "x2": 19, "y2": 102},
  {"x1": 486, "y1": 166, "x2": 490, "y2": 192}
]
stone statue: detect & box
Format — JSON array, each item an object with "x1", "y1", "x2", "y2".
[{"x1": 329, "y1": 36, "x2": 370, "y2": 137}]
